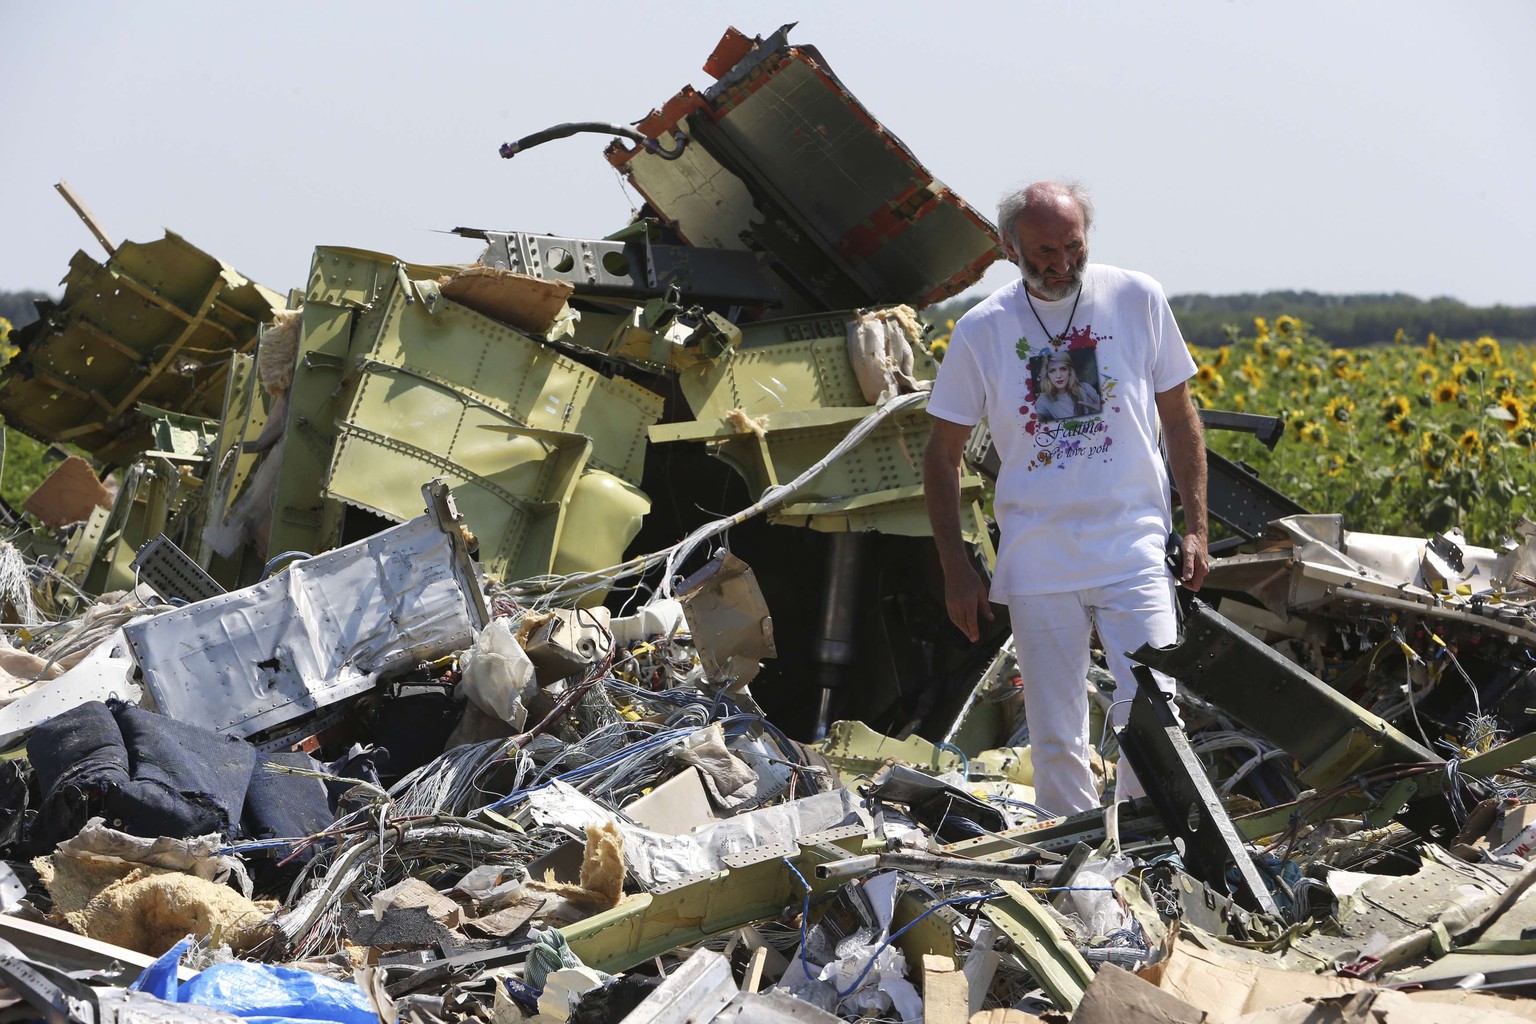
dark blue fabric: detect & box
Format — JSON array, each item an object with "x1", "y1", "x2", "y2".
[
  {"x1": 110, "y1": 702, "x2": 257, "y2": 840},
  {"x1": 241, "y1": 752, "x2": 335, "y2": 858},
  {"x1": 28, "y1": 700, "x2": 131, "y2": 846},
  {"x1": 28, "y1": 700, "x2": 258, "y2": 844}
]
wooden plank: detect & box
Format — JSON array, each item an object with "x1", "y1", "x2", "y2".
[
  {"x1": 922, "y1": 953, "x2": 970, "y2": 1024},
  {"x1": 55, "y1": 179, "x2": 116, "y2": 255}
]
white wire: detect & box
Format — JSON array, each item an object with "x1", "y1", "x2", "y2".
[{"x1": 507, "y1": 391, "x2": 928, "y2": 606}]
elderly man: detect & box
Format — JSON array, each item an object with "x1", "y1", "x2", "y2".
[{"x1": 923, "y1": 181, "x2": 1209, "y2": 816}]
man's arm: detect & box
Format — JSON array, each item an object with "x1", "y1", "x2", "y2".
[
  {"x1": 1155, "y1": 382, "x2": 1210, "y2": 591},
  {"x1": 923, "y1": 417, "x2": 994, "y2": 641}
]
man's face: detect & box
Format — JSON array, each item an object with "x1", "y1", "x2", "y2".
[{"x1": 1008, "y1": 199, "x2": 1088, "y2": 301}]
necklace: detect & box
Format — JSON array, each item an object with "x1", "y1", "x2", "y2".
[{"x1": 1024, "y1": 284, "x2": 1083, "y2": 346}]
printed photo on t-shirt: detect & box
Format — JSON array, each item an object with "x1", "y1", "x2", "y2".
[{"x1": 1029, "y1": 347, "x2": 1102, "y2": 422}]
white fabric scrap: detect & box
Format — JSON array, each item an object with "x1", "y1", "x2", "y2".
[{"x1": 458, "y1": 618, "x2": 538, "y2": 730}]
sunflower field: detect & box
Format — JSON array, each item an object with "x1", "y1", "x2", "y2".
[
  {"x1": 1187, "y1": 315, "x2": 1531, "y2": 546},
  {"x1": 926, "y1": 313, "x2": 1533, "y2": 547}
]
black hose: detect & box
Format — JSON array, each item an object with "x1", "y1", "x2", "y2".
[{"x1": 499, "y1": 121, "x2": 688, "y2": 160}]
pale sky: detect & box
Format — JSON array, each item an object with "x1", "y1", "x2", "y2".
[{"x1": 5, "y1": 1, "x2": 1533, "y2": 307}]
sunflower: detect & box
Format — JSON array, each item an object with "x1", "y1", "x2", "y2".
[
  {"x1": 1253, "y1": 317, "x2": 1270, "y2": 340},
  {"x1": 1230, "y1": 392, "x2": 1247, "y2": 411},
  {"x1": 930, "y1": 338, "x2": 948, "y2": 361},
  {"x1": 1381, "y1": 394, "x2": 1411, "y2": 424},
  {"x1": 1298, "y1": 420, "x2": 1328, "y2": 446},
  {"x1": 1305, "y1": 365, "x2": 1324, "y2": 388},
  {"x1": 1324, "y1": 395, "x2": 1355, "y2": 428},
  {"x1": 1450, "y1": 360, "x2": 1475, "y2": 384},
  {"x1": 1239, "y1": 358, "x2": 1265, "y2": 388},
  {"x1": 1420, "y1": 430, "x2": 1448, "y2": 478},
  {"x1": 1323, "y1": 453, "x2": 1347, "y2": 477},
  {"x1": 1415, "y1": 362, "x2": 1439, "y2": 387},
  {"x1": 1457, "y1": 428, "x2": 1483, "y2": 460},
  {"x1": 1476, "y1": 336, "x2": 1502, "y2": 366},
  {"x1": 1196, "y1": 365, "x2": 1226, "y2": 393},
  {"x1": 1427, "y1": 333, "x2": 1440, "y2": 356},
  {"x1": 1329, "y1": 349, "x2": 1353, "y2": 379},
  {"x1": 1274, "y1": 346, "x2": 1293, "y2": 369},
  {"x1": 1212, "y1": 346, "x2": 1230, "y2": 369},
  {"x1": 1393, "y1": 327, "x2": 1407, "y2": 345},
  {"x1": 1275, "y1": 314, "x2": 1300, "y2": 337},
  {"x1": 1496, "y1": 395, "x2": 1527, "y2": 433},
  {"x1": 1433, "y1": 380, "x2": 1462, "y2": 403},
  {"x1": 1253, "y1": 335, "x2": 1270, "y2": 358}
]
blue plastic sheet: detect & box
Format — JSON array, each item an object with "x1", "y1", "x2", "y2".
[{"x1": 132, "y1": 940, "x2": 377, "y2": 1024}]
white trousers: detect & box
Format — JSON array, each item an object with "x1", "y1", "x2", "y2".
[{"x1": 1005, "y1": 566, "x2": 1180, "y2": 816}]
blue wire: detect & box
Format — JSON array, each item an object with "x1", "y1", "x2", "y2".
[
  {"x1": 935, "y1": 742, "x2": 970, "y2": 780},
  {"x1": 782, "y1": 857, "x2": 814, "y2": 982},
  {"x1": 835, "y1": 892, "x2": 1003, "y2": 999}
]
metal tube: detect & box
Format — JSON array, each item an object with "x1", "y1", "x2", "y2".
[{"x1": 814, "y1": 850, "x2": 1059, "y2": 885}]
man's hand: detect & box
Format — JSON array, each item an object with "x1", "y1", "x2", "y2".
[
  {"x1": 925, "y1": 415, "x2": 994, "y2": 642},
  {"x1": 945, "y1": 563, "x2": 995, "y2": 642},
  {"x1": 1179, "y1": 531, "x2": 1210, "y2": 591},
  {"x1": 1155, "y1": 382, "x2": 1211, "y2": 593}
]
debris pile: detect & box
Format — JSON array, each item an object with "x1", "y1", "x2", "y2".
[{"x1": 2, "y1": 22, "x2": 1536, "y2": 1024}]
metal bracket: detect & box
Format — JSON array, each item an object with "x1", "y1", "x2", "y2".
[{"x1": 475, "y1": 231, "x2": 781, "y2": 307}]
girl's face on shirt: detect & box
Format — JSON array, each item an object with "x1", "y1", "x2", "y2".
[{"x1": 1048, "y1": 362, "x2": 1071, "y2": 388}]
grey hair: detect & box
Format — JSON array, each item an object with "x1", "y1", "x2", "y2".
[{"x1": 997, "y1": 181, "x2": 1094, "y2": 250}]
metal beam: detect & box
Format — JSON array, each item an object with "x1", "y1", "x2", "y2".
[{"x1": 1117, "y1": 669, "x2": 1281, "y2": 917}]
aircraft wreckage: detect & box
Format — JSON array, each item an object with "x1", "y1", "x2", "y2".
[{"x1": 3, "y1": 23, "x2": 1536, "y2": 1024}]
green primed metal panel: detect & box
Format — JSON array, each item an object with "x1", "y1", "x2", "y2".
[{"x1": 0, "y1": 232, "x2": 280, "y2": 465}]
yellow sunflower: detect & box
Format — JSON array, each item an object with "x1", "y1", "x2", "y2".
[
  {"x1": 1275, "y1": 346, "x2": 1293, "y2": 369},
  {"x1": 930, "y1": 338, "x2": 948, "y2": 361},
  {"x1": 1381, "y1": 394, "x2": 1411, "y2": 423},
  {"x1": 1239, "y1": 358, "x2": 1265, "y2": 388},
  {"x1": 1433, "y1": 380, "x2": 1462, "y2": 403},
  {"x1": 1497, "y1": 395, "x2": 1527, "y2": 433},
  {"x1": 1457, "y1": 428, "x2": 1483, "y2": 460},
  {"x1": 1427, "y1": 333, "x2": 1440, "y2": 356},
  {"x1": 1324, "y1": 395, "x2": 1355, "y2": 428},
  {"x1": 1476, "y1": 336, "x2": 1502, "y2": 366},
  {"x1": 1415, "y1": 362, "x2": 1439, "y2": 387},
  {"x1": 1393, "y1": 327, "x2": 1407, "y2": 345},
  {"x1": 1329, "y1": 349, "x2": 1353, "y2": 379},
  {"x1": 1420, "y1": 430, "x2": 1448, "y2": 478},
  {"x1": 1275, "y1": 314, "x2": 1300, "y2": 337},
  {"x1": 1196, "y1": 365, "x2": 1226, "y2": 394},
  {"x1": 1213, "y1": 346, "x2": 1230, "y2": 369},
  {"x1": 1323, "y1": 453, "x2": 1346, "y2": 477},
  {"x1": 1298, "y1": 420, "x2": 1328, "y2": 446},
  {"x1": 1450, "y1": 360, "x2": 1474, "y2": 383},
  {"x1": 1253, "y1": 317, "x2": 1270, "y2": 340}
]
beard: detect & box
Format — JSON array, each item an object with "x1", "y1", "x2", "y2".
[{"x1": 1019, "y1": 249, "x2": 1088, "y2": 301}]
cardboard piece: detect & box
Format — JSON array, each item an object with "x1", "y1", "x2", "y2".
[
  {"x1": 438, "y1": 265, "x2": 573, "y2": 336},
  {"x1": 1074, "y1": 964, "x2": 1206, "y2": 1024},
  {"x1": 1230, "y1": 988, "x2": 1536, "y2": 1024},
  {"x1": 22, "y1": 455, "x2": 111, "y2": 529}
]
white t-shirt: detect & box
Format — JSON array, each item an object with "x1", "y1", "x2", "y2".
[{"x1": 928, "y1": 264, "x2": 1196, "y2": 597}]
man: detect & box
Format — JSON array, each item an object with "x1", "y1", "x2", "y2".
[{"x1": 923, "y1": 180, "x2": 1209, "y2": 816}]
